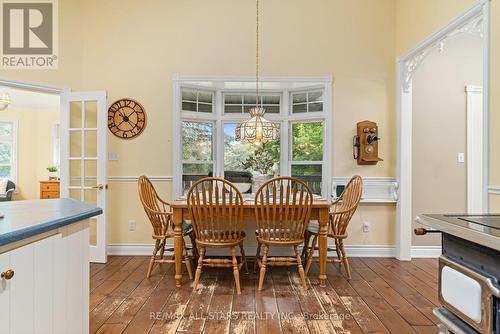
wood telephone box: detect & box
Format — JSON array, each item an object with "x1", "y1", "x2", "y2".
[{"x1": 353, "y1": 120, "x2": 383, "y2": 165}]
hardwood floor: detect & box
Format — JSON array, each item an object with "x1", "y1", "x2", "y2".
[{"x1": 90, "y1": 256, "x2": 440, "y2": 334}]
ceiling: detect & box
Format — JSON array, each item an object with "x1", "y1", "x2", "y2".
[{"x1": 0, "y1": 85, "x2": 60, "y2": 113}]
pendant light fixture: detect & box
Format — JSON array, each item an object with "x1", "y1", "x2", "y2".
[{"x1": 235, "y1": 0, "x2": 278, "y2": 145}]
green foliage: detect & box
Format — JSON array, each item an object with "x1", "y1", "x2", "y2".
[
  {"x1": 292, "y1": 122, "x2": 323, "y2": 161},
  {"x1": 181, "y1": 122, "x2": 213, "y2": 161},
  {"x1": 240, "y1": 143, "x2": 278, "y2": 175},
  {"x1": 0, "y1": 143, "x2": 11, "y2": 164},
  {"x1": 181, "y1": 121, "x2": 324, "y2": 176},
  {"x1": 46, "y1": 166, "x2": 58, "y2": 172}
]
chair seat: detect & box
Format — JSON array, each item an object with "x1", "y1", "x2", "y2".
[
  {"x1": 306, "y1": 221, "x2": 347, "y2": 239},
  {"x1": 306, "y1": 221, "x2": 320, "y2": 234},
  {"x1": 255, "y1": 229, "x2": 303, "y2": 244},
  {"x1": 182, "y1": 222, "x2": 193, "y2": 235},
  {"x1": 255, "y1": 228, "x2": 291, "y2": 235},
  {"x1": 196, "y1": 231, "x2": 246, "y2": 245}
]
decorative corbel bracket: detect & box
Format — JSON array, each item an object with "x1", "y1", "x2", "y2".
[{"x1": 401, "y1": 14, "x2": 483, "y2": 93}]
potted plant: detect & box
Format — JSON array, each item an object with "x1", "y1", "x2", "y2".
[
  {"x1": 46, "y1": 166, "x2": 59, "y2": 180},
  {"x1": 241, "y1": 144, "x2": 277, "y2": 186}
]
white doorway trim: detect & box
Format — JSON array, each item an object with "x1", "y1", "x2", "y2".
[
  {"x1": 396, "y1": 0, "x2": 490, "y2": 260},
  {"x1": 466, "y1": 85, "x2": 484, "y2": 213},
  {"x1": 0, "y1": 77, "x2": 68, "y2": 94},
  {"x1": 0, "y1": 77, "x2": 109, "y2": 263}
]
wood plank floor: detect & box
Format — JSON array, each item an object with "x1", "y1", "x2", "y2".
[{"x1": 90, "y1": 256, "x2": 440, "y2": 334}]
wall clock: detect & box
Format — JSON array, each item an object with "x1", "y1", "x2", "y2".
[{"x1": 108, "y1": 98, "x2": 147, "y2": 139}]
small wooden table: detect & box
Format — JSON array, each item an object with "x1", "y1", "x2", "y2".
[{"x1": 169, "y1": 199, "x2": 332, "y2": 288}]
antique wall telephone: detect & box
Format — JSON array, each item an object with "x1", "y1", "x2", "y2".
[{"x1": 353, "y1": 120, "x2": 383, "y2": 165}]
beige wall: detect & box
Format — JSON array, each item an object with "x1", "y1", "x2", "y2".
[
  {"x1": 0, "y1": 0, "x2": 496, "y2": 249},
  {"x1": 412, "y1": 35, "x2": 483, "y2": 246},
  {"x1": 0, "y1": 111, "x2": 60, "y2": 200},
  {"x1": 396, "y1": 0, "x2": 500, "y2": 213},
  {"x1": 77, "y1": 0, "x2": 398, "y2": 247}
]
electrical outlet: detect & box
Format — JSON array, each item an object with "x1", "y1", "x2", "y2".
[
  {"x1": 362, "y1": 222, "x2": 370, "y2": 233},
  {"x1": 128, "y1": 220, "x2": 136, "y2": 231},
  {"x1": 457, "y1": 153, "x2": 465, "y2": 163}
]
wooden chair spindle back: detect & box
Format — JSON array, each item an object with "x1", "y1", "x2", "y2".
[
  {"x1": 138, "y1": 175, "x2": 172, "y2": 237},
  {"x1": 330, "y1": 175, "x2": 362, "y2": 236},
  {"x1": 187, "y1": 177, "x2": 244, "y2": 244},
  {"x1": 255, "y1": 177, "x2": 313, "y2": 242}
]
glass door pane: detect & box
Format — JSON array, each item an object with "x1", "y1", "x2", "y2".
[{"x1": 62, "y1": 91, "x2": 107, "y2": 263}]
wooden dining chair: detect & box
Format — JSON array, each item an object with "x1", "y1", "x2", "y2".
[
  {"x1": 303, "y1": 175, "x2": 362, "y2": 279},
  {"x1": 187, "y1": 177, "x2": 248, "y2": 294},
  {"x1": 138, "y1": 175, "x2": 194, "y2": 279},
  {"x1": 254, "y1": 177, "x2": 313, "y2": 291}
]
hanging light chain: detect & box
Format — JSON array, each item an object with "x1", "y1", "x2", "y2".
[{"x1": 256, "y1": 0, "x2": 260, "y2": 107}]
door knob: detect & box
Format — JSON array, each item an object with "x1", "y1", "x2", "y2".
[
  {"x1": 92, "y1": 184, "x2": 104, "y2": 190},
  {"x1": 1, "y1": 269, "x2": 14, "y2": 280}
]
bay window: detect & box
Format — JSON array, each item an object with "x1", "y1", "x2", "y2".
[{"x1": 173, "y1": 77, "x2": 331, "y2": 198}]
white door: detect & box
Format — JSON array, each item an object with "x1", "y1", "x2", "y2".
[{"x1": 60, "y1": 91, "x2": 108, "y2": 263}]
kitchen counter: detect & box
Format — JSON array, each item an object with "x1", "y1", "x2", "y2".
[
  {"x1": 0, "y1": 198, "x2": 102, "y2": 247},
  {"x1": 416, "y1": 214, "x2": 500, "y2": 251},
  {"x1": 0, "y1": 198, "x2": 101, "y2": 334}
]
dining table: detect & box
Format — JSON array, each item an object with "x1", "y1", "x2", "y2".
[{"x1": 168, "y1": 197, "x2": 332, "y2": 288}]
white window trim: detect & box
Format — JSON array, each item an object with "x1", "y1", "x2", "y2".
[
  {"x1": 172, "y1": 76, "x2": 333, "y2": 199},
  {"x1": 0, "y1": 120, "x2": 18, "y2": 184},
  {"x1": 52, "y1": 122, "x2": 60, "y2": 167}
]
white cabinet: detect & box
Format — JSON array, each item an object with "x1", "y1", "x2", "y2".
[{"x1": 0, "y1": 220, "x2": 89, "y2": 334}]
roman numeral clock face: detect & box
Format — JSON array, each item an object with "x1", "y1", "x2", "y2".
[{"x1": 108, "y1": 99, "x2": 147, "y2": 139}]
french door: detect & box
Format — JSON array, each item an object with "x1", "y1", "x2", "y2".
[{"x1": 60, "y1": 91, "x2": 108, "y2": 263}]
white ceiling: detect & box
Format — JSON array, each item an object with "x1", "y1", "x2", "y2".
[{"x1": 0, "y1": 85, "x2": 60, "y2": 113}]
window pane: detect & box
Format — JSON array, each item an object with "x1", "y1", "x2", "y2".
[
  {"x1": 225, "y1": 105, "x2": 242, "y2": 113},
  {"x1": 0, "y1": 142, "x2": 11, "y2": 164},
  {"x1": 292, "y1": 104, "x2": 307, "y2": 113},
  {"x1": 198, "y1": 92, "x2": 213, "y2": 103},
  {"x1": 181, "y1": 89, "x2": 197, "y2": 101},
  {"x1": 292, "y1": 93, "x2": 307, "y2": 103},
  {"x1": 0, "y1": 166, "x2": 11, "y2": 177},
  {"x1": 198, "y1": 103, "x2": 212, "y2": 113},
  {"x1": 291, "y1": 164, "x2": 322, "y2": 195},
  {"x1": 309, "y1": 102, "x2": 323, "y2": 112},
  {"x1": 182, "y1": 102, "x2": 197, "y2": 112},
  {"x1": 181, "y1": 122, "x2": 213, "y2": 160},
  {"x1": 182, "y1": 163, "x2": 213, "y2": 194},
  {"x1": 262, "y1": 95, "x2": 280, "y2": 104},
  {"x1": 224, "y1": 95, "x2": 242, "y2": 104},
  {"x1": 292, "y1": 122, "x2": 324, "y2": 161},
  {"x1": 264, "y1": 105, "x2": 280, "y2": 114},
  {"x1": 0, "y1": 122, "x2": 12, "y2": 136},
  {"x1": 244, "y1": 95, "x2": 258, "y2": 105},
  {"x1": 224, "y1": 123, "x2": 280, "y2": 191},
  {"x1": 308, "y1": 91, "x2": 323, "y2": 102}
]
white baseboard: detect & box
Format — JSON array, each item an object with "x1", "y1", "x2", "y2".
[
  {"x1": 107, "y1": 244, "x2": 442, "y2": 258},
  {"x1": 410, "y1": 245, "x2": 442, "y2": 258}
]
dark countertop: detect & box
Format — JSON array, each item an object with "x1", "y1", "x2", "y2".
[
  {"x1": 0, "y1": 198, "x2": 102, "y2": 247},
  {"x1": 416, "y1": 214, "x2": 500, "y2": 251}
]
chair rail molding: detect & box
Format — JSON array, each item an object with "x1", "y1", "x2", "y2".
[
  {"x1": 489, "y1": 186, "x2": 500, "y2": 195},
  {"x1": 331, "y1": 177, "x2": 397, "y2": 203},
  {"x1": 396, "y1": 0, "x2": 490, "y2": 261},
  {"x1": 108, "y1": 175, "x2": 173, "y2": 182}
]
